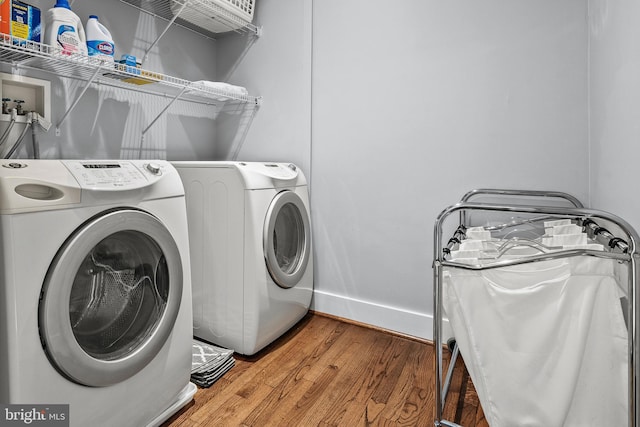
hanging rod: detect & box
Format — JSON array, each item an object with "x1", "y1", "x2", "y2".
[
  {"x1": 582, "y1": 218, "x2": 630, "y2": 253},
  {"x1": 443, "y1": 216, "x2": 630, "y2": 260}
]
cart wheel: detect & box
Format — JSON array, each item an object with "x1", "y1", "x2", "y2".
[{"x1": 447, "y1": 338, "x2": 457, "y2": 353}]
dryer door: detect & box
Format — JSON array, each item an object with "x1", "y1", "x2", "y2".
[
  {"x1": 263, "y1": 190, "x2": 311, "y2": 289},
  {"x1": 39, "y1": 209, "x2": 183, "y2": 387}
]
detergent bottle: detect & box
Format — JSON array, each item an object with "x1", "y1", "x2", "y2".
[
  {"x1": 44, "y1": 0, "x2": 87, "y2": 55},
  {"x1": 86, "y1": 15, "x2": 115, "y2": 62}
]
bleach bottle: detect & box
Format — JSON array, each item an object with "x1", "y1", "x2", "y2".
[
  {"x1": 86, "y1": 15, "x2": 115, "y2": 62},
  {"x1": 44, "y1": 0, "x2": 87, "y2": 55}
]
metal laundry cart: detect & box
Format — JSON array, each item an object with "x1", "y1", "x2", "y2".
[{"x1": 432, "y1": 189, "x2": 640, "y2": 427}]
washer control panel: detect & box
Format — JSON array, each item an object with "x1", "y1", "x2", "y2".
[{"x1": 64, "y1": 161, "x2": 150, "y2": 189}]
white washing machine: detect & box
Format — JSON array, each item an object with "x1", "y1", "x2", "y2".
[
  {"x1": 172, "y1": 161, "x2": 313, "y2": 356},
  {"x1": 0, "y1": 160, "x2": 196, "y2": 427}
]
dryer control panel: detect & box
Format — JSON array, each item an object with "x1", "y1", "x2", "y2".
[
  {"x1": 236, "y1": 162, "x2": 307, "y2": 189},
  {"x1": 238, "y1": 162, "x2": 298, "y2": 180}
]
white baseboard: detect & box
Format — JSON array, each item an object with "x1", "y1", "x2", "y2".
[{"x1": 311, "y1": 289, "x2": 452, "y2": 342}]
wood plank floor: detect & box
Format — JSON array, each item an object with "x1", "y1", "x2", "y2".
[{"x1": 163, "y1": 313, "x2": 487, "y2": 427}]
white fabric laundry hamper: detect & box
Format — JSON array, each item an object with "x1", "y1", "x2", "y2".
[{"x1": 443, "y1": 256, "x2": 627, "y2": 427}]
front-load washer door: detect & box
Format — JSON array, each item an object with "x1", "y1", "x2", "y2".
[
  {"x1": 39, "y1": 209, "x2": 183, "y2": 387},
  {"x1": 263, "y1": 190, "x2": 311, "y2": 289}
]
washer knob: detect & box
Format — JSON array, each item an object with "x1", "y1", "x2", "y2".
[
  {"x1": 146, "y1": 162, "x2": 161, "y2": 175},
  {"x1": 3, "y1": 162, "x2": 27, "y2": 169}
]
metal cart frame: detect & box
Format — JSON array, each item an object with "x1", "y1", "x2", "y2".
[{"x1": 433, "y1": 189, "x2": 640, "y2": 427}]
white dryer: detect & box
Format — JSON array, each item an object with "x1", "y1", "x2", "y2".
[
  {"x1": 173, "y1": 161, "x2": 313, "y2": 356},
  {"x1": 0, "y1": 160, "x2": 195, "y2": 427}
]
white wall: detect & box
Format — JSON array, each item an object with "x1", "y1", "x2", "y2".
[
  {"x1": 310, "y1": 0, "x2": 589, "y2": 339},
  {"x1": 588, "y1": 0, "x2": 640, "y2": 233}
]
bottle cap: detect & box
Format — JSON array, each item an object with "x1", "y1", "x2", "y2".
[
  {"x1": 89, "y1": 15, "x2": 99, "y2": 20},
  {"x1": 54, "y1": 0, "x2": 71, "y2": 10}
]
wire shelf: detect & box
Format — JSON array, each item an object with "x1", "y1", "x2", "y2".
[
  {"x1": 119, "y1": 0, "x2": 260, "y2": 38},
  {"x1": 0, "y1": 34, "x2": 259, "y2": 105}
]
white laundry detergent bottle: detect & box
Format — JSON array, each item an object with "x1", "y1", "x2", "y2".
[
  {"x1": 86, "y1": 15, "x2": 115, "y2": 62},
  {"x1": 44, "y1": 0, "x2": 87, "y2": 55}
]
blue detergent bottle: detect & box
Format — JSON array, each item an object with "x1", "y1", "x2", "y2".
[{"x1": 43, "y1": 0, "x2": 87, "y2": 55}]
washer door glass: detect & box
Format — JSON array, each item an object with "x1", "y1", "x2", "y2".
[
  {"x1": 39, "y1": 209, "x2": 183, "y2": 387},
  {"x1": 264, "y1": 190, "x2": 311, "y2": 289}
]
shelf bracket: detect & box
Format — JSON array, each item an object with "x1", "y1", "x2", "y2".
[
  {"x1": 141, "y1": 0, "x2": 190, "y2": 66},
  {"x1": 138, "y1": 85, "x2": 189, "y2": 158},
  {"x1": 141, "y1": 86, "x2": 188, "y2": 136},
  {"x1": 55, "y1": 65, "x2": 103, "y2": 136}
]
